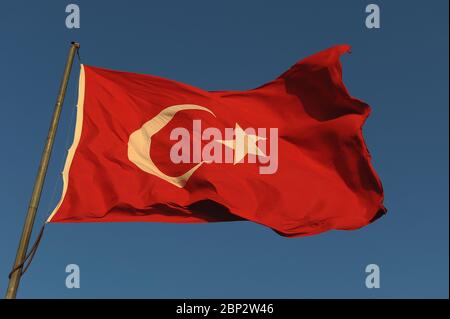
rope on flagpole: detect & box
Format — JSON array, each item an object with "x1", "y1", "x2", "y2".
[
  {"x1": 9, "y1": 42, "x2": 81, "y2": 285},
  {"x1": 76, "y1": 45, "x2": 82, "y2": 63},
  {"x1": 8, "y1": 223, "x2": 46, "y2": 279}
]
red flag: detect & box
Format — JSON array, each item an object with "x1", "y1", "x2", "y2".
[{"x1": 48, "y1": 45, "x2": 386, "y2": 237}]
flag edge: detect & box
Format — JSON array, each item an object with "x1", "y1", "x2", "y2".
[{"x1": 46, "y1": 64, "x2": 86, "y2": 223}]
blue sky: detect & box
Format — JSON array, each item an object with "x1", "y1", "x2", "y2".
[{"x1": 0, "y1": 0, "x2": 448, "y2": 298}]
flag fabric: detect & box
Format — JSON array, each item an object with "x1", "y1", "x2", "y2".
[{"x1": 48, "y1": 44, "x2": 386, "y2": 237}]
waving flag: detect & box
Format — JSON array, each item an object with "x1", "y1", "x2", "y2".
[{"x1": 48, "y1": 45, "x2": 386, "y2": 237}]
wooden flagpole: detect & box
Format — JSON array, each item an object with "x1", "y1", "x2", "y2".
[{"x1": 5, "y1": 42, "x2": 80, "y2": 299}]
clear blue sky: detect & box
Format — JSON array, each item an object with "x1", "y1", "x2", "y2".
[{"x1": 0, "y1": 0, "x2": 448, "y2": 298}]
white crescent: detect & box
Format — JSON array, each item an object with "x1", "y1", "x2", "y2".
[{"x1": 127, "y1": 104, "x2": 215, "y2": 188}]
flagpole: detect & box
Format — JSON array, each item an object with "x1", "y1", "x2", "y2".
[{"x1": 5, "y1": 42, "x2": 80, "y2": 299}]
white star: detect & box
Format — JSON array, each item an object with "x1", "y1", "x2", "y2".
[{"x1": 216, "y1": 123, "x2": 266, "y2": 164}]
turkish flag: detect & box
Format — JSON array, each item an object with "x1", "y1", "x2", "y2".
[{"x1": 48, "y1": 45, "x2": 386, "y2": 237}]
